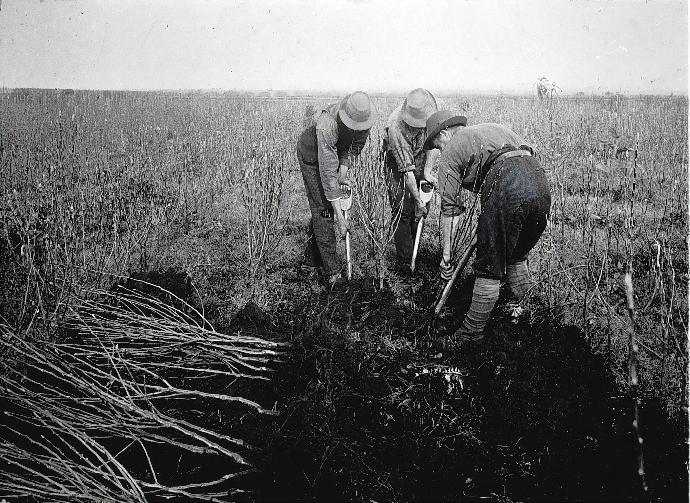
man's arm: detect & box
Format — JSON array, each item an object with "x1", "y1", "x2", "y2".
[
  {"x1": 316, "y1": 117, "x2": 343, "y2": 202},
  {"x1": 316, "y1": 117, "x2": 349, "y2": 238},
  {"x1": 436, "y1": 147, "x2": 467, "y2": 278},
  {"x1": 404, "y1": 171, "x2": 424, "y2": 210},
  {"x1": 387, "y1": 124, "x2": 425, "y2": 209},
  {"x1": 423, "y1": 148, "x2": 441, "y2": 187}
]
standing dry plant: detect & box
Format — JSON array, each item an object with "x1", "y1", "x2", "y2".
[
  {"x1": 621, "y1": 140, "x2": 647, "y2": 493},
  {"x1": 351, "y1": 134, "x2": 402, "y2": 289},
  {"x1": 240, "y1": 141, "x2": 290, "y2": 296},
  {"x1": 1, "y1": 89, "x2": 687, "y2": 424}
]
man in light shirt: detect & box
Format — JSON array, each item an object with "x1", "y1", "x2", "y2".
[{"x1": 383, "y1": 88, "x2": 455, "y2": 273}]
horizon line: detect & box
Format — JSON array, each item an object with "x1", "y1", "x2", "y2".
[{"x1": 0, "y1": 86, "x2": 686, "y2": 97}]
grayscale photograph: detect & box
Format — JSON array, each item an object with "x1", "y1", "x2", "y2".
[{"x1": 0, "y1": 0, "x2": 687, "y2": 501}]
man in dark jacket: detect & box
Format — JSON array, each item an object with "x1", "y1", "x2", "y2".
[
  {"x1": 296, "y1": 91, "x2": 374, "y2": 286},
  {"x1": 424, "y1": 113, "x2": 552, "y2": 346}
]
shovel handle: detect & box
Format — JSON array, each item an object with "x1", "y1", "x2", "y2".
[
  {"x1": 434, "y1": 240, "x2": 477, "y2": 315},
  {"x1": 344, "y1": 210, "x2": 352, "y2": 280},
  {"x1": 410, "y1": 218, "x2": 424, "y2": 272},
  {"x1": 345, "y1": 232, "x2": 352, "y2": 280}
]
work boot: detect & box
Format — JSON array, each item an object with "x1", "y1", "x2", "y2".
[
  {"x1": 446, "y1": 329, "x2": 484, "y2": 352},
  {"x1": 428, "y1": 329, "x2": 481, "y2": 352}
]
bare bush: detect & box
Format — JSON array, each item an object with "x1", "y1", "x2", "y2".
[
  {"x1": 240, "y1": 140, "x2": 291, "y2": 296},
  {"x1": 351, "y1": 134, "x2": 402, "y2": 289}
]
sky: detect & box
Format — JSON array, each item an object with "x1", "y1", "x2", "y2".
[{"x1": 0, "y1": 0, "x2": 687, "y2": 94}]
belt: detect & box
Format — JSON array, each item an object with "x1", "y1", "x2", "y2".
[{"x1": 495, "y1": 149, "x2": 532, "y2": 164}]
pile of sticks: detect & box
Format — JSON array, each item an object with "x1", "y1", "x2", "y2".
[{"x1": 0, "y1": 286, "x2": 284, "y2": 502}]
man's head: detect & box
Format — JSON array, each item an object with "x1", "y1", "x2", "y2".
[
  {"x1": 423, "y1": 111, "x2": 467, "y2": 150},
  {"x1": 401, "y1": 88, "x2": 437, "y2": 129},
  {"x1": 338, "y1": 91, "x2": 375, "y2": 131}
]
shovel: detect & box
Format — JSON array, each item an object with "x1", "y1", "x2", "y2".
[
  {"x1": 434, "y1": 232, "x2": 477, "y2": 316},
  {"x1": 410, "y1": 180, "x2": 435, "y2": 273},
  {"x1": 341, "y1": 185, "x2": 353, "y2": 280}
]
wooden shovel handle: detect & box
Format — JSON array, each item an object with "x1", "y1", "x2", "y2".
[{"x1": 434, "y1": 240, "x2": 477, "y2": 315}]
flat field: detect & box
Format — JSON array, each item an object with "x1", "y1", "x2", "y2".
[{"x1": 0, "y1": 90, "x2": 687, "y2": 501}]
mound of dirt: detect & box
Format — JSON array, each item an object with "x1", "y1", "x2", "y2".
[
  {"x1": 109, "y1": 268, "x2": 201, "y2": 319},
  {"x1": 249, "y1": 278, "x2": 688, "y2": 502},
  {"x1": 232, "y1": 300, "x2": 274, "y2": 329}
]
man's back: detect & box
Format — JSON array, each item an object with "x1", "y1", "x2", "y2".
[{"x1": 447, "y1": 123, "x2": 524, "y2": 163}]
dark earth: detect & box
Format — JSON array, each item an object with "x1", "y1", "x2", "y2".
[
  {"x1": 138, "y1": 257, "x2": 687, "y2": 502},
  {"x1": 2, "y1": 257, "x2": 687, "y2": 502},
  {"x1": 239, "y1": 266, "x2": 687, "y2": 503}
]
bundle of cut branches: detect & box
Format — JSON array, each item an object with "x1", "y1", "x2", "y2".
[{"x1": 0, "y1": 285, "x2": 284, "y2": 502}]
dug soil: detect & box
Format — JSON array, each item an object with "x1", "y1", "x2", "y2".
[
  {"x1": 115, "y1": 266, "x2": 688, "y2": 502},
  {"x1": 230, "y1": 269, "x2": 686, "y2": 502}
]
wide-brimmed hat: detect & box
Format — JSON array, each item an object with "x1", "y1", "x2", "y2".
[
  {"x1": 423, "y1": 110, "x2": 467, "y2": 150},
  {"x1": 338, "y1": 91, "x2": 374, "y2": 131},
  {"x1": 401, "y1": 88, "x2": 438, "y2": 128}
]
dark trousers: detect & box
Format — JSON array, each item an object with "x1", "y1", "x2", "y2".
[
  {"x1": 386, "y1": 161, "x2": 428, "y2": 265},
  {"x1": 474, "y1": 156, "x2": 551, "y2": 279},
  {"x1": 297, "y1": 148, "x2": 340, "y2": 276}
]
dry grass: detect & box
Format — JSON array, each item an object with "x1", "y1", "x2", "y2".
[{"x1": 0, "y1": 89, "x2": 686, "y2": 498}]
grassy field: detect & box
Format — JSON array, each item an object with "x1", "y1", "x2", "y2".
[{"x1": 0, "y1": 89, "x2": 687, "y2": 501}]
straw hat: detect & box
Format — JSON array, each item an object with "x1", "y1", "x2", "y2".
[
  {"x1": 401, "y1": 88, "x2": 438, "y2": 128},
  {"x1": 338, "y1": 91, "x2": 374, "y2": 131}
]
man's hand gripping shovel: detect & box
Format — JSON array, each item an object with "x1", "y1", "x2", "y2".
[
  {"x1": 410, "y1": 180, "x2": 435, "y2": 273},
  {"x1": 434, "y1": 230, "x2": 477, "y2": 316},
  {"x1": 341, "y1": 185, "x2": 353, "y2": 281}
]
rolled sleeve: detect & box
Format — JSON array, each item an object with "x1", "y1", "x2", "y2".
[{"x1": 316, "y1": 117, "x2": 342, "y2": 201}]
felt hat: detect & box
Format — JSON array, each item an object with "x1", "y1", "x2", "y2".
[{"x1": 423, "y1": 110, "x2": 468, "y2": 150}]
